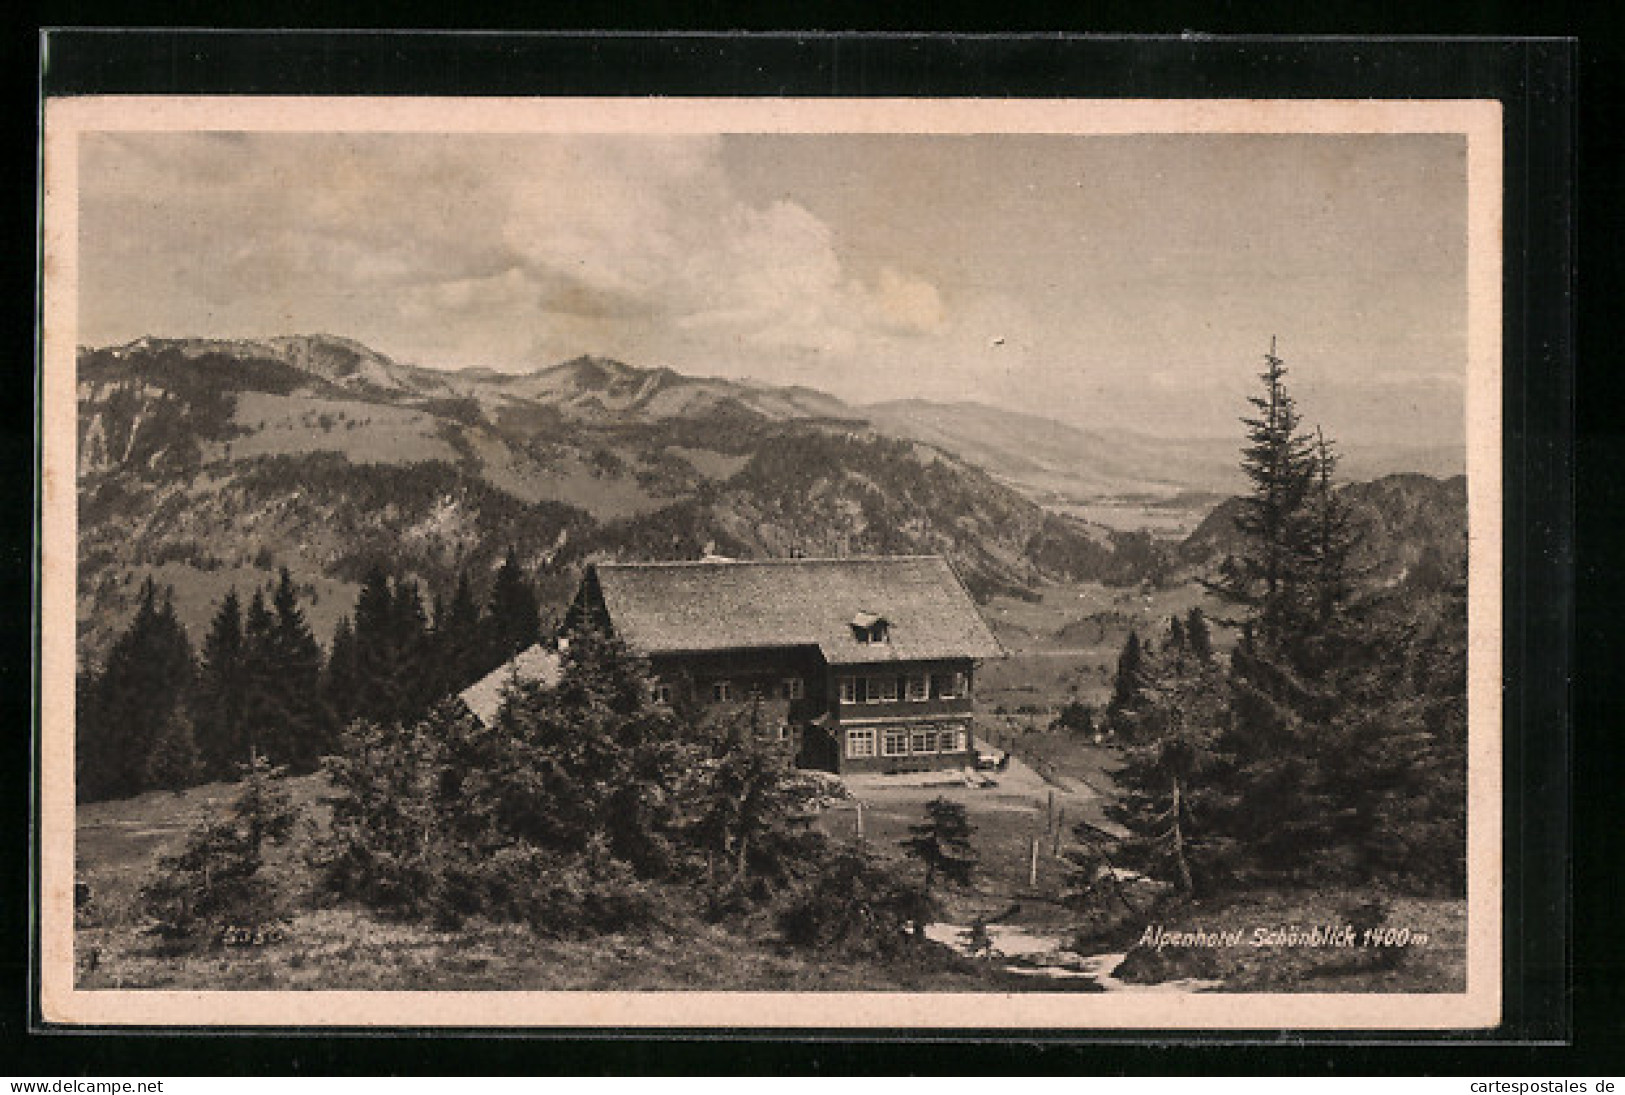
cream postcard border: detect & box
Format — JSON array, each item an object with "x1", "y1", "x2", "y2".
[{"x1": 38, "y1": 96, "x2": 1504, "y2": 1030}]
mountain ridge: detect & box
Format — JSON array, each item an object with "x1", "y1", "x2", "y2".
[{"x1": 73, "y1": 334, "x2": 1468, "y2": 668}]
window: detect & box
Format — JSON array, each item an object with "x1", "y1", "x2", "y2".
[
  {"x1": 781, "y1": 677, "x2": 805, "y2": 701},
  {"x1": 711, "y1": 680, "x2": 733, "y2": 703},
  {"x1": 776, "y1": 723, "x2": 791, "y2": 742},
  {"x1": 940, "y1": 726, "x2": 966, "y2": 752},
  {"x1": 957, "y1": 671, "x2": 971, "y2": 697},
  {"x1": 851, "y1": 612, "x2": 889, "y2": 645},
  {"x1": 847, "y1": 728, "x2": 876, "y2": 758},
  {"x1": 910, "y1": 728, "x2": 937, "y2": 754},
  {"x1": 845, "y1": 676, "x2": 900, "y2": 704},
  {"x1": 882, "y1": 728, "x2": 909, "y2": 757},
  {"x1": 905, "y1": 675, "x2": 929, "y2": 702},
  {"x1": 651, "y1": 682, "x2": 673, "y2": 705},
  {"x1": 933, "y1": 673, "x2": 958, "y2": 700}
]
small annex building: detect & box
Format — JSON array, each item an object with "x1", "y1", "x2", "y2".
[
  {"x1": 458, "y1": 642, "x2": 564, "y2": 727},
  {"x1": 566, "y1": 555, "x2": 1005, "y2": 774}
]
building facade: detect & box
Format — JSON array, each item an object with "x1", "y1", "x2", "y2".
[{"x1": 566, "y1": 555, "x2": 1004, "y2": 774}]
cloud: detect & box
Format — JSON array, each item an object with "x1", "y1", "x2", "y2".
[
  {"x1": 73, "y1": 131, "x2": 1465, "y2": 449},
  {"x1": 868, "y1": 267, "x2": 946, "y2": 336},
  {"x1": 79, "y1": 132, "x2": 964, "y2": 372}
]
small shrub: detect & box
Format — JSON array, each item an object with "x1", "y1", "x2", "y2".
[
  {"x1": 140, "y1": 752, "x2": 299, "y2": 941},
  {"x1": 777, "y1": 843, "x2": 930, "y2": 956},
  {"x1": 471, "y1": 849, "x2": 663, "y2": 938}
]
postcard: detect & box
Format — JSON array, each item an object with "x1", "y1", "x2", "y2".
[{"x1": 39, "y1": 95, "x2": 1502, "y2": 1029}]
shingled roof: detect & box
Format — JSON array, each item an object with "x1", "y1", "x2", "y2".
[
  {"x1": 585, "y1": 556, "x2": 1004, "y2": 666},
  {"x1": 458, "y1": 643, "x2": 563, "y2": 726}
]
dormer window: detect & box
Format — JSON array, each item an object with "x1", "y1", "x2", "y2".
[{"x1": 851, "y1": 611, "x2": 889, "y2": 645}]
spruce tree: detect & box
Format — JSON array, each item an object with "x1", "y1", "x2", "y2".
[
  {"x1": 350, "y1": 566, "x2": 401, "y2": 725},
  {"x1": 78, "y1": 579, "x2": 196, "y2": 800},
  {"x1": 324, "y1": 614, "x2": 359, "y2": 730},
  {"x1": 1185, "y1": 606, "x2": 1213, "y2": 662},
  {"x1": 901, "y1": 797, "x2": 977, "y2": 893},
  {"x1": 1297, "y1": 428, "x2": 1365, "y2": 675},
  {"x1": 267, "y1": 568, "x2": 331, "y2": 771},
  {"x1": 142, "y1": 749, "x2": 299, "y2": 938},
  {"x1": 1168, "y1": 615, "x2": 1187, "y2": 652},
  {"x1": 1315, "y1": 578, "x2": 1468, "y2": 892},
  {"x1": 390, "y1": 578, "x2": 433, "y2": 718},
  {"x1": 145, "y1": 707, "x2": 204, "y2": 793},
  {"x1": 1104, "y1": 645, "x2": 1237, "y2": 894},
  {"x1": 1105, "y1": 630, "x2": 1146, "y2": 735},
  {"x1": 1198, "y1": 343, "x2": 1364, "y2": 878},
  {"x1": 438, "y1": 569, "x2": 484, "y2": 693},
  {"x1": 1205, "y1": 339, "x2": 1320, "y2": 647},
  {"x1": 485, "y1": 547, "x2": 541, "y2": 670},
  {"x1": 193, "y1": 589, "x2": 248, "y2": 781},
  {"x1": 692, "y1": 725, "x2": 804, "y2": 889},
  {"x1": 238, "y1": 588, "x2": 279, "y2": 768}
]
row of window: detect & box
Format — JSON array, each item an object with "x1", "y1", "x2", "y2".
[
  {"x1": 652, "y1": 673, "x2": 968, "y2": 706},
  {"x1": 846, "y1": 724, "x2": 968, "y2": 759},
  {"x1": 838, "y1": 672, "x2": 969, "y2": 705},
  {"x1": 651, "y1": 678, "x2": 805, "y2": 705}
]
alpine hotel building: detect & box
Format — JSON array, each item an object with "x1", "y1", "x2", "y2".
[{"x1": 566, "y1": 556, "x2": 1005, "y2": 774}]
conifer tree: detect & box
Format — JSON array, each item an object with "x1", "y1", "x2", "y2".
[
  {"x1": 390, "y1": 577, "x2": 433, "y2": 717},
  {"x1": 193, "y1": 588, "x2": 247, "y2": 780},
  {"x1": 1296, "y1": 428, "x2": 1365, "y2": 675},
  {"x1": 437, "y1": 569, "x2": 484, "y2": 693},
  {"x1": 1185, "y1": 606, "x2": 1214, "y2": 662},
  {"x1": 237, "y1": 588, "x2": 279, "y2": 767},
  {"x1": 692, "y1": 726, "x2": 804, "y2": 888},
  {"x1": 145, "y1": 707, "x2": 204, "y2": 793},
  {"x1": 485, "y1": 547, "x2": 541, "y2": 670},
  {"x1": 267, "y1": 568, "x2": 331, "y2": 770},
  {"x1": 1104, "y1": 645, "x2": 1237, "y2": 894},
  {"x1": 324, "y1": 614, "x2": 359, "y2": 730},
  {"x1": 350, "y1": 566, "x2": 402, "y2": 725},
  {"x1": 1205, "y1": 339, "x2": 1320, "y2": 647},
  {"x1": 1106, "y1": 630, "x2": 1146, "y2": 735},
  {"x1": 900, "y1": 798, "x2": 977, "y2": 925},
  {"x1": 1196, "y1": 343, "x2": 1365, "y2": 876},
  {"x1": 1052, "y1": 699, "x2": 1097, "y2": 738},
  {"x1": 142, "y1": 749, "x2": 299, "y2": 938},
  {"x1": 498, "y1": 622, "x2": 692, "y2": 874},
  {"x1": 77, "y1": 578, "x2": 196, "y2": 800}
]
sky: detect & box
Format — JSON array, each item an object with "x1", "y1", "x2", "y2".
[{"x1": 77, "y1": 130, "x2": 1468, "y2": 448}]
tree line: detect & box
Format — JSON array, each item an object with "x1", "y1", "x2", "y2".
[
  {"x1": 141, "y1": 623, "x2": 976, "y2": 959},
  {"x1": 1098, "y1": 344, "x2": 1468, "y2": 897},
  {"x1": 75, "y1": 548, "x2": 545, "y2": 802}
]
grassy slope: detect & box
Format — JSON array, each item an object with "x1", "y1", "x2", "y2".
[
  {"x1": 74, "y1": 774, "x2": 1089, "y2": 992},
  {"x1": 76, "y1": 757, "x2": 1466, "y2": 994}
]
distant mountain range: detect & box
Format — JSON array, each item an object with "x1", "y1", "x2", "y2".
[
  {"x1": 73, "y1": 334, "x2": 1467, "y2": 666},
  {"x1": 863, "y1": 398, "x2": 1464, "y2": 502},
  {"x1": 1178, "y1": 472, "x2": 1468, "y2": 584}
]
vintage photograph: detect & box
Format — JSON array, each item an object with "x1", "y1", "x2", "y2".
[{"x1": 38, "y1": 97, "x2": 1502, "y2": 1028}]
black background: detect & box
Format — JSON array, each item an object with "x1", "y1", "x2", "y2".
[{"x1": 6, "y1": 7, "x2": 1606, "y2": 1078}]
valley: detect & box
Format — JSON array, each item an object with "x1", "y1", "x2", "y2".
[{"x1": 73, "y1": 334, "x2": 1467, "y2": 674}]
